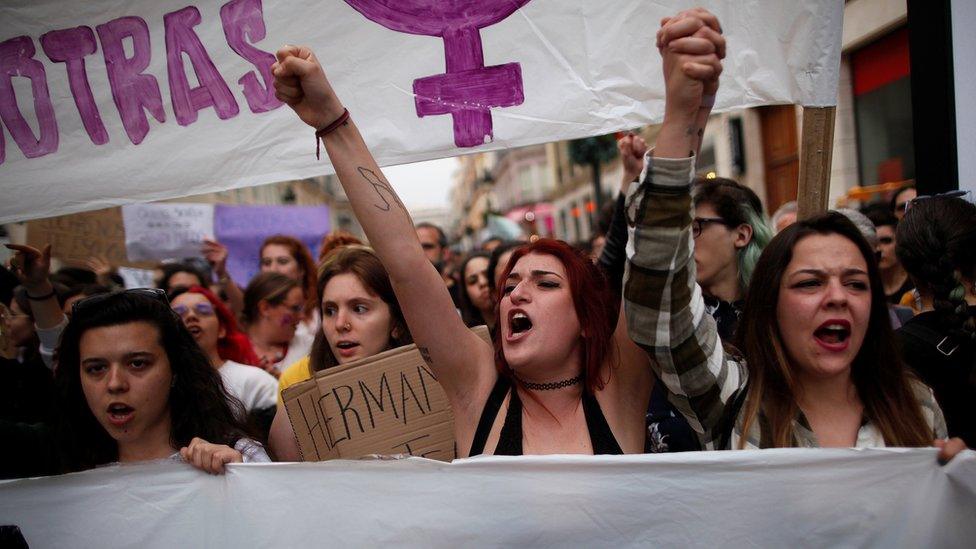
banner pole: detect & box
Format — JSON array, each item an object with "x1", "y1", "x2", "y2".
[{"x1": 796, "y1": 106, "x2": 836, "y2": 220}]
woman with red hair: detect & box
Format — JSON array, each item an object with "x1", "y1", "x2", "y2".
[
  {"x1": 169, "y1": 286, "x2": 277, "y2": 414},
  {"x1": 270, "y1": 46, "x2": 671, "y2": 457}
]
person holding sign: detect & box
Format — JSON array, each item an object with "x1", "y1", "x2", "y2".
[
  {"x1": 269, "y1": 245, "x2": 413, "y2": 460},
  {"x1": 268, "y1": 23, "x2": 722, "y2": 454},
  {"x1": 623, "y1": 10, "x2": 966, "y2": 461},
  {"x1": 205, "y1": 236, "x2": 319, "y2": 370}
]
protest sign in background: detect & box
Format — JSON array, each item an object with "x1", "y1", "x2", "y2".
[
  {"x1": 25, "y1": 206, "x2": 151, "y2": 269},
  {"x1": 213, "y1": 204, "x2": 329, "y2": 284},
  {"x1": 0, "y1": 449, "x2": 973, "y2": 548},
  {"x1": 0, "y1": 0, "x2": 843, "y2": 223},
  {"x1": 117, "y1": 266, "x2": 157, "y2": 288},
  {"x1": 122, "y1": 203, "x2": 214, "y2": 261}
]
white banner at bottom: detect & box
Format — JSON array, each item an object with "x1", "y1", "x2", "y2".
[{"x1": 1, "y1": 448, "x2": 974, "y2": 548}]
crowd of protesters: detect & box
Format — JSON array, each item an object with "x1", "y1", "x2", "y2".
[{"x1": 1, "y1": 8, "x2": 972, "y2": 480}]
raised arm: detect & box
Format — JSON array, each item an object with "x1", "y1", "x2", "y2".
[
  {"x1": 6, "y1": 244, "x2": 67, "y2": 370},
  {"x1": 202, "y1": 239, "x2": 244, "y2": 317},
  {"x1": 623, "y1": 10, "x2": 746, "y2": 450},
  {"x1": 271, "y1": 47, "x2": 494, "y2": 404}
]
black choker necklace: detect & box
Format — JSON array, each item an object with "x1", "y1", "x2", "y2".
[{"x1": 514, "y1": 373, "x2": 584, "y2": 391}]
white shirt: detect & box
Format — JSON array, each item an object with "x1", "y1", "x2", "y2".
[
  {"x1": 271, "y1": 328, "x2": 315, "y2": 374},
  {"x1": 219, "y1": 360, "x2": 278, "y2": 412}
]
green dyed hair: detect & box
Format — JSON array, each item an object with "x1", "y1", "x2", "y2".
[{"x1": 693, "y1": 177, "x2": 773, "y2": 293}]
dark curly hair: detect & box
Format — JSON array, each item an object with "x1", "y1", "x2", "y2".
[
  {"x1": 896, "y1": 196, "x2": 976, "y2": 344},
  {"x1": 54, "y1": 291, "x2": 252, "y2": 472},
  {"x1": 157, "y1": 262, "x2": 207, "y2": 292}
]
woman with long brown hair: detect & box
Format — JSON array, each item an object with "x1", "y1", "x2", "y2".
[
  {"x1": 269, "y1": 245, "x2": 412, "y2": 460},
  {"x1": 623, "y1": 9, "x2": 964, "y2": 459}
]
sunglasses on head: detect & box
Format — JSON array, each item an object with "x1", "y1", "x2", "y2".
[{"x1": 71, "y1": 288, "x2": 169, "y2": 317}]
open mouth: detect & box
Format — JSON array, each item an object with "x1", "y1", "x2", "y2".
[
  {"x1": 814, "y1": 320, "x2": 851, "y2": 346},
  {"x1": 107, "y1": 403, "x2": 135, "y2": 426},
  {"x1": 509, "y1": 311, "x2": 533, "y2": 336},
  {"x1": 186, "y1": 325, "x2": 202, "y2": 337},
  {"x1": 335, "y1": 341, "x2": 360, "y2": 356}
]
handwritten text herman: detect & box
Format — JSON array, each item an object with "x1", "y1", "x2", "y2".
[{"x1": 299, "y1": 363, "x2": 445, "y2": 458}]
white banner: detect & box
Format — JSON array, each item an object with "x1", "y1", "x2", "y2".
[
  {"x1": 0, "y1": 0, "x2": 843, "y2": 223},
  {"x1": 1, "y1": 449, "x2": 973, "y2": 548}
]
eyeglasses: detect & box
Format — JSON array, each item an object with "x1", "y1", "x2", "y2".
[
  {"x1": 904, "y1": 190, "x2": 972, "y2": 214},
  {"x1": 71, "y1": 288, "x2": 170, "y2": 317},
  {"x1": 692, "y1": 217, "x2": 727, "y2": 238},
  {"x1": 172, "y1": 302, "x2": 215, "y2": 318}
]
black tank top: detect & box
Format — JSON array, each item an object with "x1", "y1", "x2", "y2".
[{"x1": 467, "y1": 376, "x2": 624, "y2": 456}]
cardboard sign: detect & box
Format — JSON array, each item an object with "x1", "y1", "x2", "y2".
[
  {"x1": 122, "y1": 203, "x2": 215, "y2": 261},
  {"x1": 284, "y1": 326, "x2": 491, "y2": 462},
  {"x1": 25, "y1": 207, "x2": 150, "y2": 268}
]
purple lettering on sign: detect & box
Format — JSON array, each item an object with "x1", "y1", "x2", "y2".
[
  {"x1": 220, "y1": 0, "x2": 283, "y2": 113},
  {"x1": 40, "y1": 26, "x2": 108, "y2": 145},
  {"x1": 96, "y1": 17, "x2": 166, "y2": 145},
  {"x1": 343, "y1": 0, "x2": 528, "y2": 148},
  {"x1": 164, "y1": 6, "x2": 239, "y2": 126},
  {"x1": 0, "y1": 36, "x2": 59, "y2": 160}
]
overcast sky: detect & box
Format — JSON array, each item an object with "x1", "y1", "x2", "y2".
[{"x1": 382, "y1": 157, "x2": 458, "y2": 211}]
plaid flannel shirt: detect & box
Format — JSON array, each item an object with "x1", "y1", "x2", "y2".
[{"x1": 623, "y1": 153, "x2": 947, "y2": 450}]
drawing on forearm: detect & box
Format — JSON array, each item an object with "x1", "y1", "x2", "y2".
[
  {"x1": 418, "y1": 346, "x2": 433, "y2": 366},
  {"x1": 358, "y1": 167, "x2": 406, "y2": 213}
]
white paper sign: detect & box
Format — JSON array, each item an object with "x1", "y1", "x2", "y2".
[
  {"x1": 0, "y1": 449, "x2": 973, "y2": 548},
  {"x1": 121, "y1": 203, "x2": 214, "y2": 261},
  {"x1": 0, "y1": 0, "x2": 843, "y2": 223},
  {"x1": 117, "y1": 266, "x2": 157, "y2": 288}
]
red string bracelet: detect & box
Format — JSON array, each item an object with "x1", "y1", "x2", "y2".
[{"x1": 315, "y1": 108, "x2": 350, "y2": 160}]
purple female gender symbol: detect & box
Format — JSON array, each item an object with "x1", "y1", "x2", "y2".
[{"x1": 343, "y1": 0, "x2": 530, "y2": 147}]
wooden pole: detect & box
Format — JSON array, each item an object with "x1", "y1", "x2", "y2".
[{"x1": 796, "y1": 106, "x2": 836, "y2": 220}]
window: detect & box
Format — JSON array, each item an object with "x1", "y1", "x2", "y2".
[{"x1": 852, "y1": 27, "x2": 914, "y2": 186}]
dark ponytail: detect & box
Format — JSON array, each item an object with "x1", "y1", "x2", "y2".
[{"x1": 896, "y1": 196, "x2": 976, "y2": 345}]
